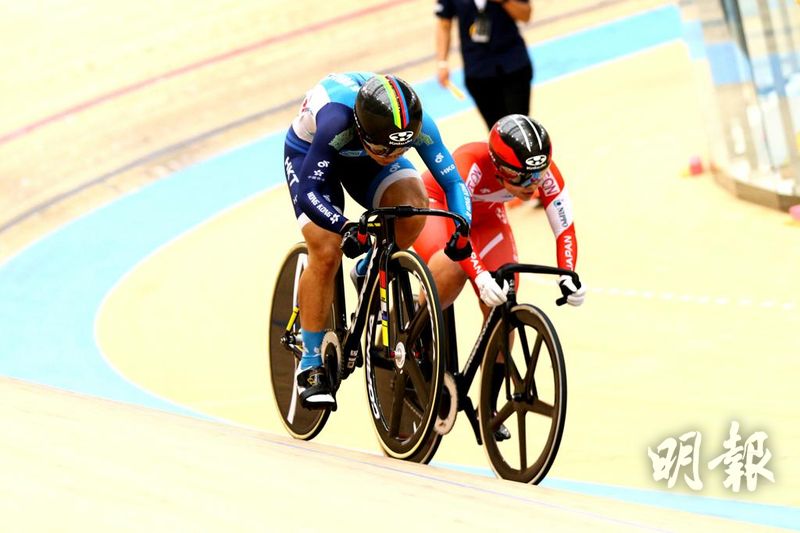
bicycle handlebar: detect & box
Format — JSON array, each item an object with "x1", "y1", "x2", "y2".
[
  {"x1": 357, "y1": 206, "x2": 470, "y2": 260},
  {"x1": 357, "y1": 206, "x2": 469, "y2": 235},
  {"x1": 494, "y1": 263, "x2": 581, "y2": 307}
]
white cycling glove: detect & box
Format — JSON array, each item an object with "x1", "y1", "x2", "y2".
[
  {"x1": 475, "y1": 271, "x2": 509, "y2": 307},
  {"x1": 558, "y1": 274, "x2": 586, "y2": 307}
]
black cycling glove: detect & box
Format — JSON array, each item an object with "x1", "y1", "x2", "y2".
[{"x1": 340, "y1": 222, "x2": 371, "y2": 259}]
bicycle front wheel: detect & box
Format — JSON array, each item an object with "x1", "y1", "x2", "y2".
[
  {"x1": 479, "y1": 304, "x2": 567, "y2": 484},
  {"x1": 364, "y1": 250, "x2": 445, "y2": 460},
  {"x1": 268, "y1": 243, "x2": 339, "y2": 440}
]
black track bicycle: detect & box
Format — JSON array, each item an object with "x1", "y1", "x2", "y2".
[
  {"x1": 268, "y1": 206, "x2": 468, "y2": 460},
  {"x1": 401, "y1": 264, "x2": 581, "y2": 484}
]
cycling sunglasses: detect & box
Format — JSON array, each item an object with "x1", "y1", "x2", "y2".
[
  {"x1": 496, "y1": 163, "x2": 546, "y2": 188},
  {"x1": 363, "y1": 140, "x2": 411, "y2": 158}
]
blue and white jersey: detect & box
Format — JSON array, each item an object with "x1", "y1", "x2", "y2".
[
  {"x1": 290, "y1": 72, "x2": 368, "y2": 150},
  {"x1": 285, "y1": 71, "x2": 471, "y2": 233}
]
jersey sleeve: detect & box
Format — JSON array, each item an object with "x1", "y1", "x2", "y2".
[
  {"x1": 435, "y1": 0, "x2": 455, "y2": 19},
  {"x1": 295, "y1": 103, "x2": 352, "y2": 234},
  {"x1": 537, "y1": 161, "x2": 578, "y2": 271},
  {"x1": 415, "y1": 113, "x2": 472, "y2": 228}
]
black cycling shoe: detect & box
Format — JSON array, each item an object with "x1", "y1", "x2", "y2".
[
  {"x1": 296, "y1": 366, "x2": 336, "y2": 410},
  {"x1": 494, "y1": 423, "x2": 511, "y2": 442}
]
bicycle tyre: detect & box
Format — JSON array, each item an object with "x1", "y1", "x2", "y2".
[
  {"x1": 403, "y1": 304, "x2": 462, "y2": 464},
  {"x1": 364, "y1": 249, "x2": 445, "y2": 460},
  {"x1": 268, "y1": 243, "x2": 340, "y2": 440},
  {"x1": 478, "y1": 304, "x2": 567, "y2": 484},
  {"x1": 402, "y1": 380, "x2": 448, "y2": 464}
]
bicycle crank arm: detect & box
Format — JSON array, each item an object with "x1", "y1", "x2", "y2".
[{"x1": 460, "y1": 397, "x2": 483, "y2": 446}]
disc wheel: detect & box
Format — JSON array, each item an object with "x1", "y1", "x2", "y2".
[
  {"x1": 479, "y1": 304, "x2": 567, "y2": 483},
  {"x1": 364, "y1": 250, "x2": 445, "y2": 460},
  {"x1": 268, "y1": 243, "x2": 340, "y2": 440}
]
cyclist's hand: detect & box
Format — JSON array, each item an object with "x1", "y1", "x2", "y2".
[
  {"x1": 558, "y1": 274, "x2": 586, "y2": 307},
  {"x1": 475, "y1": 271, "x2": 508, "y2": 307},
  {"x1": 444, "y1": 232, "x2": 472, "y2": 262},
  {"x1": 341, "y1": 222, "x2": 371, "y2": 259}
]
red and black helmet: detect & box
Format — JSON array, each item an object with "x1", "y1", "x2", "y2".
[{"x1": 488, "y1": 114, "x2": 552, "y2": 186}]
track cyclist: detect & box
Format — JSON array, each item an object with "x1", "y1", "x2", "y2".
[
  {"x1": 282, "y1": 72, "x2": 489, "y2": 409},
  {"x1": 413, "y1": 114, "x2": 586, "y2": 438}
]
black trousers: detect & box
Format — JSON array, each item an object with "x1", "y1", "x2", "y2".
[{"x1": 464, "y1": 63, "x2": 533, "y2": 130}]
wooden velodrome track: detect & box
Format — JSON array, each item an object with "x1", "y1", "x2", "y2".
[{"x1": 1, "y1": 0, "x2": 799, "y2": 530}]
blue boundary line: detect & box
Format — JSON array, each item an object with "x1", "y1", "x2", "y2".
[
  {"x1": 1, "y1": 5, "x2": 796, "y2": 527},
  {"x1": 434, "y1": 462, "x2": 799, "y2": 530}
]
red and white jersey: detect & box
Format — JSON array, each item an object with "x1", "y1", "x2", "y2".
[{"x1": 423, "y1": 141, "x2": 578, "y2": 271}]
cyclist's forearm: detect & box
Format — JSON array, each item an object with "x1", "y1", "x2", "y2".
[
  {"x1": 554, "y1": 226, "x2": 578, "y2": 271},
  {"x1": 443, "y1": 181, "x2": 473, "y2": 227},
  {"x1": 540, "y1": 182, "x2": 576, "y2": 270},
  {"x1": 458, "y1": 249, "x2": 486, "y2": 280},
  {"x1": 416, "y1": 118, "x2": 473, "y2": 227}
]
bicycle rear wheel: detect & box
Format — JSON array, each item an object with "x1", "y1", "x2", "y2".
[
  {"x1": 479, "y1": 304, "x2": 567, "y2": 484},
  {"x1": 364, "y1": 250, "x2": 445, "y2": 460},
  {"x1": 401, "y1": 372, "x2": 451, "y2": 464},
  {"x1": 403, "y1": 304, "x2": 461, "y2": 464},
  {"x1": 268, "y1": 243, "x2": 340, "y2": 440}
]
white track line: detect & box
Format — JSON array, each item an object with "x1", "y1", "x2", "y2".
[{"x1": 521, "y1": 274, "x2": 797, "y2": 312}]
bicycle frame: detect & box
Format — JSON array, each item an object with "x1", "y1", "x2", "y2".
[
  {"x1": 444, "y1": 263, "x2": 580, "y2": 446},
  {"x1": 339, "y1": 216, "x2": 398, "y2": 375},
  {"x1": 340, "y1": 206, "x2": 469, "y2": 377},
  {"x1": 280, "y1": 206, "x2": 469, "y2": 380}
]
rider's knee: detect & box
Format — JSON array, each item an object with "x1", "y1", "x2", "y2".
[
  {"x1": 406, "y1": 185, "x2": 428, "y2": 209},
  {"x1": 311, "y1": 242, "x2": 342, "y2": 274},
  {"x1": 434, "y1": 250, "x2": 469, "y2": 282},
  {"x1": 397, "y1": 217, "x2": 425, "y2": 248},
  {"x1": 319, "y1": 255, "x2": 342, "y2": 277},
  {"x1": 380, "y1": 178, "x2": 428, "y2": 247},
  {"x1": 380, "y1": 177, "x2": 427, "y2": 208},
  {"x1": 304, "y1": 226, "x2": 343, "y2": 275},
  {"x1": 407, "y1": 184, "x2": 429, "y2": 226}
]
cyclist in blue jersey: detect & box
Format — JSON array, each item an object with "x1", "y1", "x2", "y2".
[{"x1": 283, "y1": 72, "x2": 497, "y2": 408}]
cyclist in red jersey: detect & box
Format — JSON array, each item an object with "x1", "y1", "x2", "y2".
[{"x1": 415, "y1": 114, "x2": 585, "y2": 317}]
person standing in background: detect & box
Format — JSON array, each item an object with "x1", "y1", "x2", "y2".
[{"x1": 435, "y1": 0, "x2": 533, "y2": 131}]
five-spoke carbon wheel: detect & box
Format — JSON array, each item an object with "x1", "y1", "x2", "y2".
[
  {"x1": 479, "y1": 304, "x2": 567, "y2": 484},
  {"x1": 364, "y1": 250, "x2": 445, "y2": 460}
]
